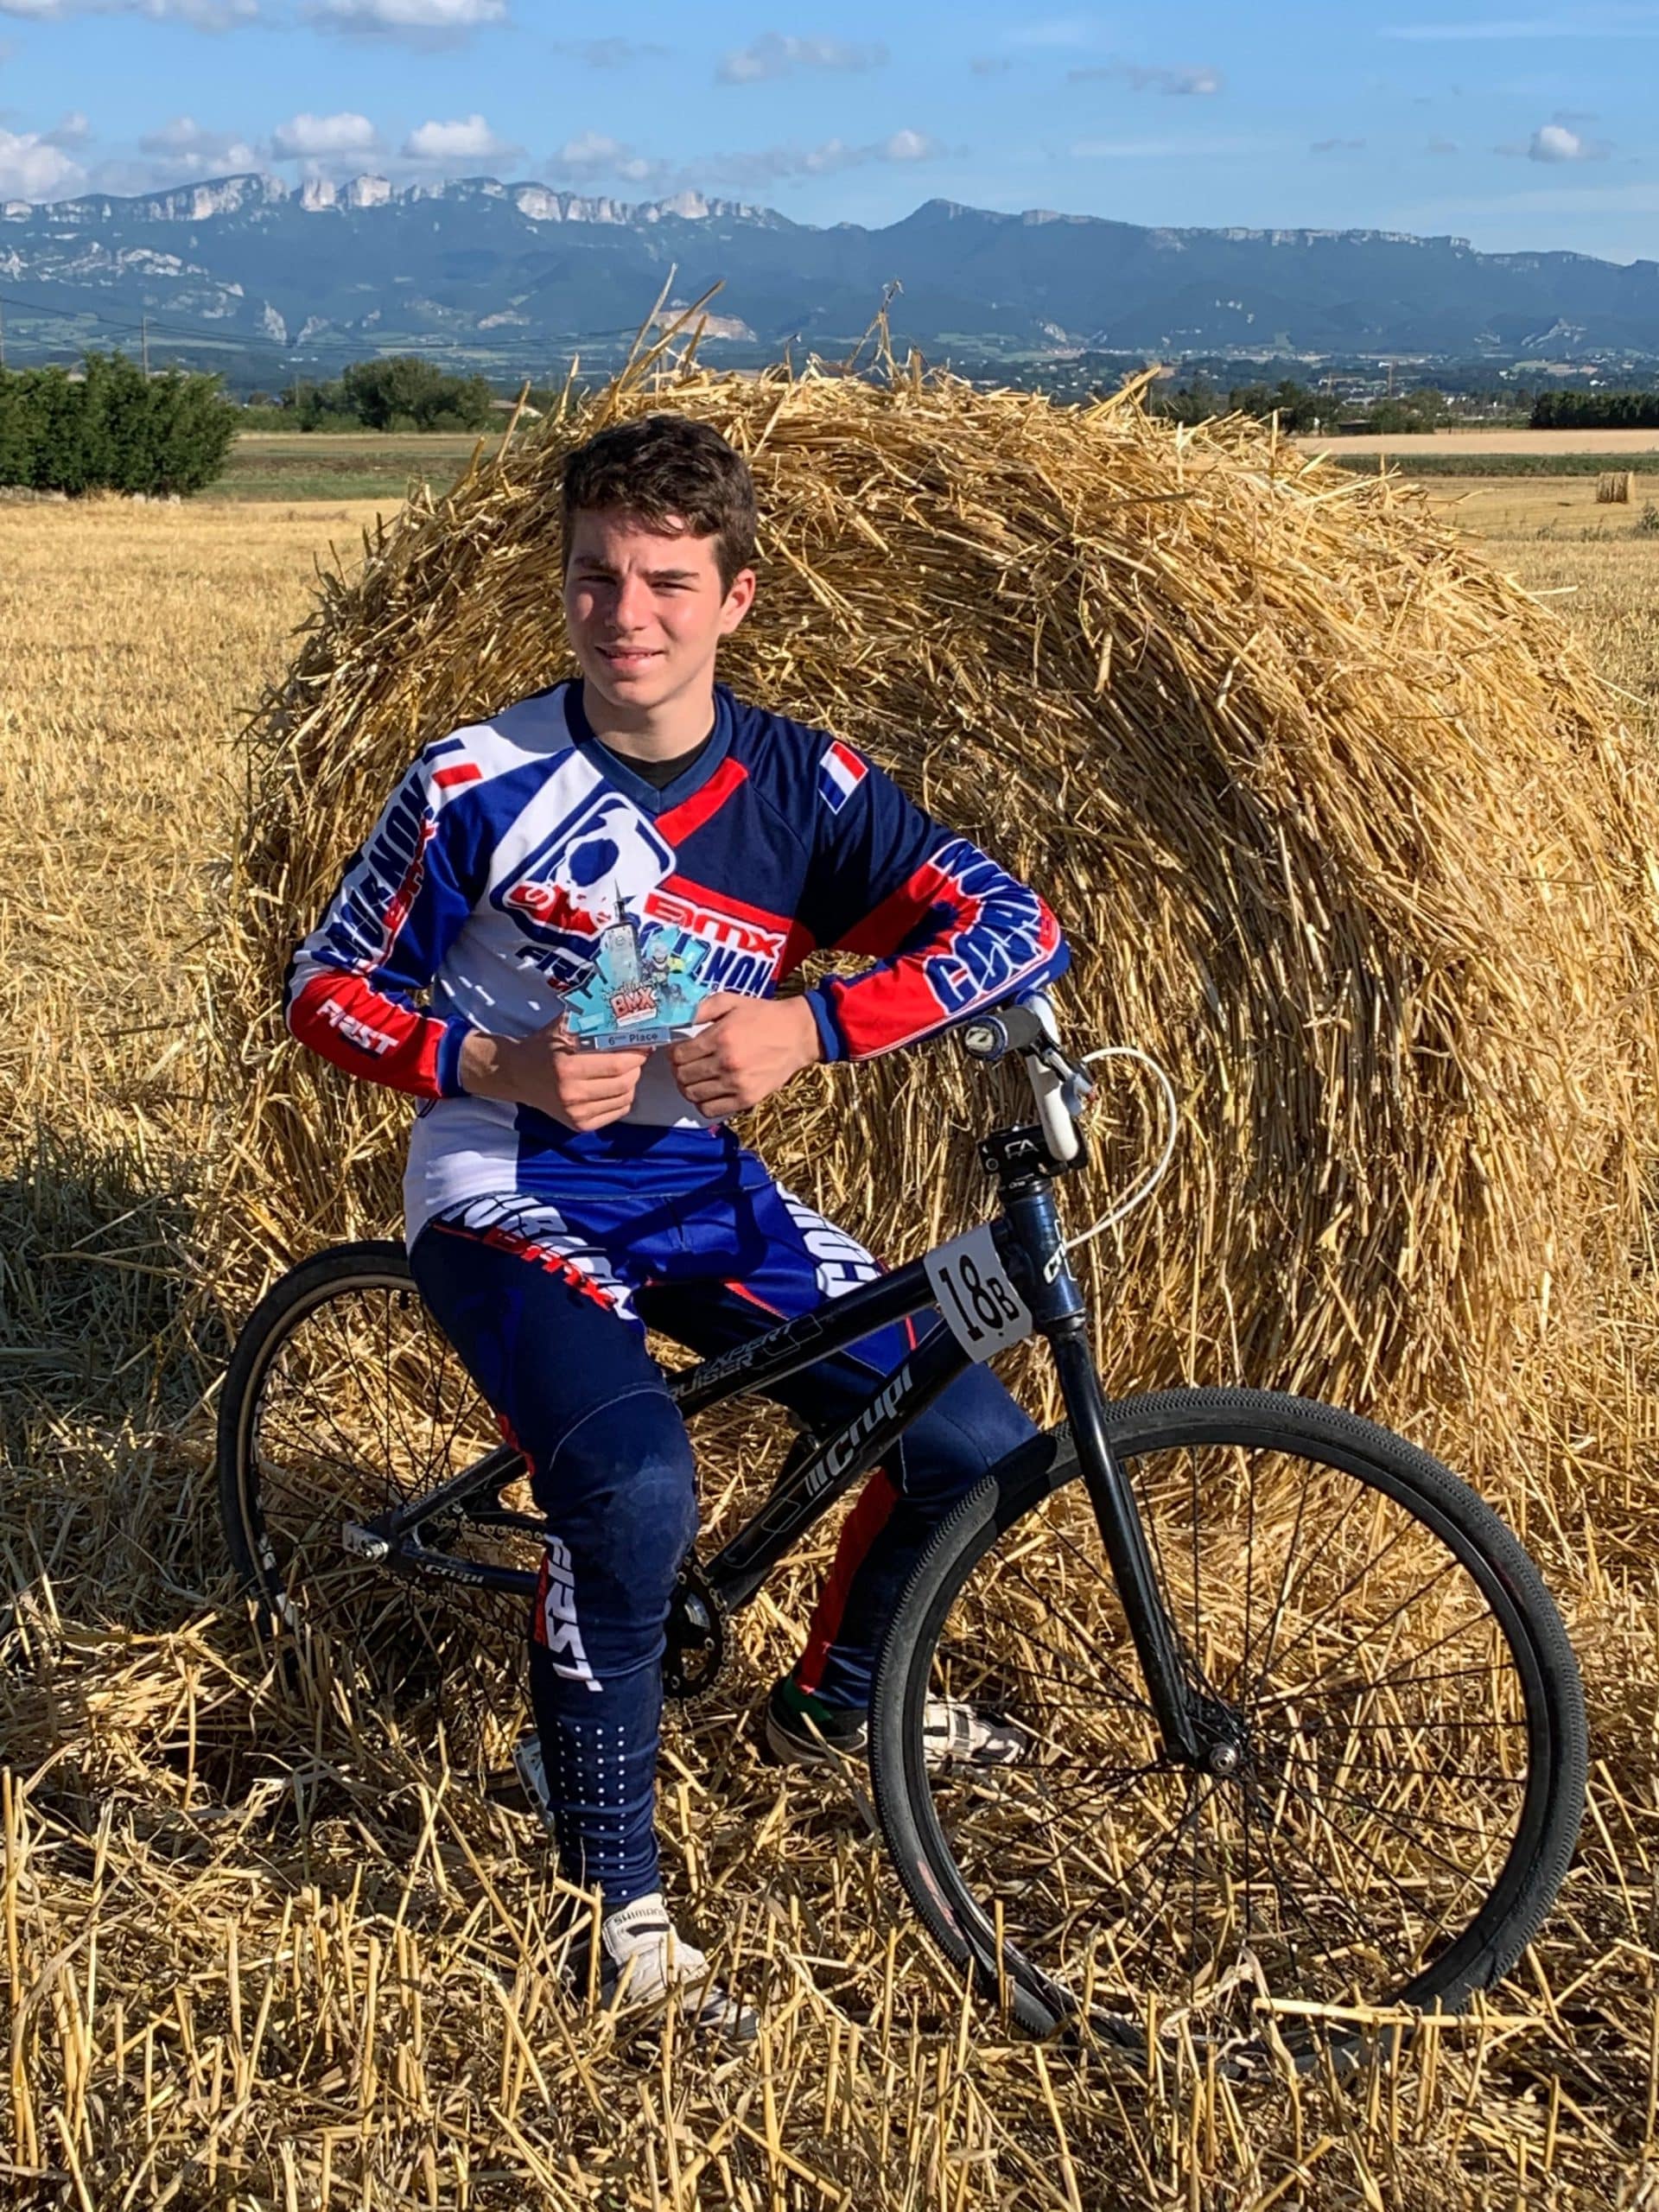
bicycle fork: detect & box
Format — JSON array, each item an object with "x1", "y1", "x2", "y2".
[{"x1": 1001, "y1": 1181, "x2": 1211, "y2": 1771}]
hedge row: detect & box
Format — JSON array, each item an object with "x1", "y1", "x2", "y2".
[
  {"x1": 1530, "y1": 390, "x2": 1659, "y2": 430},
  {"x1": 0, "y1": 353, "x2": 238, "y2": 497}
]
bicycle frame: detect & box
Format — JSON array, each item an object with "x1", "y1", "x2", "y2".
[{"x1": 349, "y1": 1105, "x2": 1206, "y2": 1766}]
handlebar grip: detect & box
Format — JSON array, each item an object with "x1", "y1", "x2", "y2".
[{"x1": 959, "y1": 1001, "x2": 1050, "y2": 1061}]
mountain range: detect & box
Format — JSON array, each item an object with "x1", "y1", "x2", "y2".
[{"x1": 3, "y1": 171, "x2": 1658, "y2": 377}]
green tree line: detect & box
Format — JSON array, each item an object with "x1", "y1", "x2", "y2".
[
  {"x1": 1149, "y1": 377, "x2": 1453, "y2": 435},
  {"x1": 251, "y1": 357, "x2": 500, "y2": 434},
  {"x1": 1530, "y1": 390, "x2": 1659, "y2": 429},
  {"x1": 0, "y1": 353, "x2": 238, "y2": 496}
]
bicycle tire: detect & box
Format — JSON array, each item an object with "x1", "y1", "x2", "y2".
[
  {"x1": 217, "y1": 1241, "x2": 536, "y2": 1770},
  {"x1": 868, "y1": 1387, "x2": 1586, "y2": 2063}
]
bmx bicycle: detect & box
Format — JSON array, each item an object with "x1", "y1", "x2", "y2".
[{"x1": 219, "y1": 1001, "x2": 1586, "y2": 2068}]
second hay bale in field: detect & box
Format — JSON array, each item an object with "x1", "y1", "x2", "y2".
[{"x1": 218, "y1": 359, "x2": 1659, "y2": 1503}]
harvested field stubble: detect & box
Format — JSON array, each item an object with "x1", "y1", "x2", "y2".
[{"x1": 8, "y1": 373, "x2": 1659, "y2": 2207}]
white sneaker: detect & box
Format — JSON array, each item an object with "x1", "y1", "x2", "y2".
[
  {"x1": 922, "y1": 1697, "x2": 1034, "y2": 1769},
  {"x1": 510, "y1": 1739, "x2": 757, "y2": 2040},
  {"x1": 596, "y1": 1893, "x2": 759, "y2": 2040},
  {"x1": 764, "y1": 1680, "x2": 1033, "y2": 1770}
]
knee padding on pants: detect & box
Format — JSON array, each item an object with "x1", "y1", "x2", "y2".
[{"x1": 539, "y1": 1385, "x2": 699, "y2": 1610}]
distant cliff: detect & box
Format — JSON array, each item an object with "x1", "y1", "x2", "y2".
[{"x1": 3, "y1": 174, "x2": 1656, "y2": 371}]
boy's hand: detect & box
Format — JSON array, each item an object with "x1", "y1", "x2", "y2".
[
  {"x1": 460, "y1": 1019, "x2": 650, "y2": 1132},
  {"x1": 669, "y1": 994, "x2": 822, "y2": 1118}
]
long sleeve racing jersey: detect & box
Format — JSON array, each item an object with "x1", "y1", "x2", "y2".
[{"x1": 285, "y1": 679, "x2": 1068, "y2": 1242}]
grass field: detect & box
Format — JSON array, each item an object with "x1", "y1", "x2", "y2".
[
  {"x1": 211, "y1": 428, "x2": 1659, "y2": 505},
  {"x1": 5, "y1": 484, "x2": 1659, "y2": 2207},
  {"x1": 210, "y1": 431, "x2": 489, "y2": 502}
]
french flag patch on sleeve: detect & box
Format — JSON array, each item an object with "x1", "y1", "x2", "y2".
[{"x1": 817, "y1": 740, "x2": 868, "y2": 816}]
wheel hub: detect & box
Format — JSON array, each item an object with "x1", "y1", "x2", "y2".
[{"x1": 1186, "y1": 1693, "x2": 1249, "y2": 1779}]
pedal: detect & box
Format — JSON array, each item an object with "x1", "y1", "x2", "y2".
[{"x1": 510, "y1": 1730, "x2": 558, "y2": 1835}]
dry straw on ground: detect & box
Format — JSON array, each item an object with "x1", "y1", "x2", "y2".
[
  {"x1": 223, "y1": 338, "x2": 1659, "y2": 1519},
  {"x1": 11, "y1": 349, "x2": 1659, "y2": 2209}
]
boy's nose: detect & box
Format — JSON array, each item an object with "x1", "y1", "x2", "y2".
[{"x1": 611, "y1": 575, "x2": 652, "y2": 627}]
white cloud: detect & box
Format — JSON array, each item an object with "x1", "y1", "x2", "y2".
[
  {"x1": 1311, "y1": 136, "x2": 1367, "y2": 152},
  {"x1": 1491, "y1": 121, "x2": 1613, "y2": 160},
  {"x1": 149, "y1": 0, "x2": 256, "y2": 17},
  {"x1": 307, "y1": 0, "x2": 503, "y2": 41},
  {"x1": 547, "y1": 130, "x2": 669, "y2": 185},
  {"x1": 1151, "y1": 63, "x2": 1221, "y2": 92},
  {"x1": 549, "y1": 37, "x2": 666, "y2": 65},
  {"x1": 1007, "y1": 16, "x2": 1098, "y2": 47},
  {"x1": 1427, "y1": 135, "x2": 1460, "y2": 152},
  {"x1": 701, "y1": 131, "x2": 944, "y2": 184},
  {"x1": 402, "y1": 111, "x2": 520, "y2": 162},
  {"x1": 1070, "y1": 60, "x2": 1223, "y2": 93},
  {"x1": 716, "y1": 32, "x2": 887, "y2": 83},
  {"x1": 544, "y1": 126, "x2": 946, "y2": 194},
  {"x1": 136, "y1": 114, "x2": 261, "y2": 171},
  {"x1": 1531, "y1": 122, "x2": 1603, "y2": 159},
  {"x1": 43, "y1": 111, "x2": 91, "y2": 147},
  {"x1": 0, "y1": 0, "x2": 257, "y2": 20},
  {"x1": 139, "y1": 113, "x2": 221, "y2": 149},
  {"x1": 550, "y1": 129, "x2": 626, "y2": 173},
  {"x1": 271, "y1": 110, "x2": 378, "y2": 158},
  {"x1": 0, "y1": 124, "x2": 86, "y2": 199}
]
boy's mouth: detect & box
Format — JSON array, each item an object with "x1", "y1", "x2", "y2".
[{"x1": 598, "y1": 645, "x2": 662, "y2": 671}]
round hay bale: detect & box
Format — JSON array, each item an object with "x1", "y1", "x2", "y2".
[{"x1": 214, "y1": 354, "x2": 1659, "y2": 1503}]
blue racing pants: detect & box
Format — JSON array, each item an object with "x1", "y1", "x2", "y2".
[{"x1": 408, "y1": 1125, "x2": 1034, "y2": 1908}]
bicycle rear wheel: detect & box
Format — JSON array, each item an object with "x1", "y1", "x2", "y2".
[
  {"x1": 217, "y1": 1241, "x2": 537, "y2": 1773},
  {"x1": 870, "y1": 1388, "x2": 1586, "y2": 2065}
]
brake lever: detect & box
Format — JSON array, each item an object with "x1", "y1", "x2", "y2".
[{"x1": 1035, "y1": 1038, "x2": 1095, "y2": 1107}]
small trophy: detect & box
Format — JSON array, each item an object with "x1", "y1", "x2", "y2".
[{"x1": 561, "y1": 916, "x2": 714, "y2": 1049}]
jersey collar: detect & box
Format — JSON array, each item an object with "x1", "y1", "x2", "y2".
[{"x1": 563, "y1": 678, "x2": 735, "y2": 819}]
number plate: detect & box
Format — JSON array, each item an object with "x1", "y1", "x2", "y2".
[{"x1": 924, "y1": 1224, "x2": 1033, "y2": 1362}]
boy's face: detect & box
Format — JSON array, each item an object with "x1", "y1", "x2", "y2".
[{"x1": 563, "y1": 506, "x2": 754, "y2": 719}]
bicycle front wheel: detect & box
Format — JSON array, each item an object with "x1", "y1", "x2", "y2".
[{"x1": 870, "y1": 1388, "x2": 1586, "y2": 2063}]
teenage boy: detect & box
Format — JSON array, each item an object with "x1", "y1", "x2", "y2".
[{"x1": 284, "y1": 413, "x2": 1068, "y2": 2033}]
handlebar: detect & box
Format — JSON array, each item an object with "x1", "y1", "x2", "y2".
[
  {"x1": 958, "y1": 998, "x2": 1183, "y2": 1245},
  {"x1": 959, "y1": 995, "x2": 1087, "y2": 1164},
  {"x1": 959, "y1": 1003, "x2": 1051, "y2": 1060}
]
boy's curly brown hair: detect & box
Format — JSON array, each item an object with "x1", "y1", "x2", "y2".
[{"x1": 561, "y1": 413, "x2": 759, "y2": 594}]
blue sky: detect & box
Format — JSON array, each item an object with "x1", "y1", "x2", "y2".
[{"x1": 2, "y1": 1, "x2": 1656, "y2": 262}]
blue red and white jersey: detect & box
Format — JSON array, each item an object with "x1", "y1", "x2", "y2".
[{"x1": 284, "y1": 679, "x2": 1068, "y2": 1240}]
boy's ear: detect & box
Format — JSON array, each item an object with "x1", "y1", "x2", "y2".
[{"x1": 720, "y1": 568, "x2": 758, "y2": 631}]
